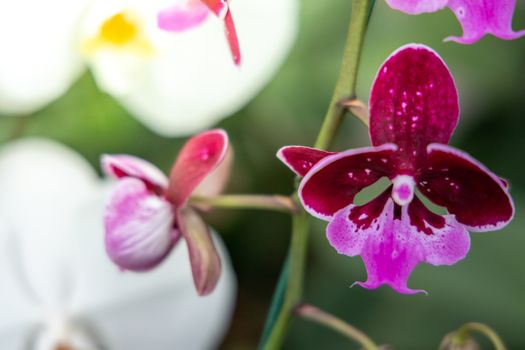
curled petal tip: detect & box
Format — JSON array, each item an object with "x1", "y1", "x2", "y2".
[
  {"x1": 352, "y1": 281, "x2": 428, "y2": 295},
  {"x1": 100, "y1": 154, "x2": 168, "y2": 190}
]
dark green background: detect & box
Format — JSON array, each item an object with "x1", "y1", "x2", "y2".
[{"x1": 1, "y1": 0, "x2": 524, "y2": 349}]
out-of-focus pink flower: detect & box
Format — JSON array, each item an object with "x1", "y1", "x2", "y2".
[
  {"x1": 158, "y1": 0, "x2": 241, "y2": 65},
  {"x1": 102, "y1": 129, "x2": 230, "y2": 296},
  {"x1": 386, "y1": 0, "x2": 525, "y2": 43},
  {"x1": 0, "y1": 138, "x2": 236, "y2": 349},
  {"x1": 278, "y1": 45, "x2": 514, "y2": 294}
]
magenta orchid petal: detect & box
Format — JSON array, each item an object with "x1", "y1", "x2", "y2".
[
  {"x1": 104, "y1": 178, "x2": 177, "y2": 271},
  {"x1": 101, "y1": 154, "x2": 168, "y2": 192},
  {"x1": 157, "y1": 0, "x2": 210, "y2": 32},
  {"x1": 328, "y1": 190, "x2": 470, "y2": 294},
  {"x1": 167, "y1": 129, "x2": 229, "y2": 208},
  {"x1": 420, "y1": 143, "x2": 515, "y2": 231},
  {"x1": 222, "y1": 8, "x2": 241, "y2": 66},
  {"x1": 193, "y1": 146, "x2": 233, "y2": 199},
  {"x1": 177, "y1": 208, "x2": 222, "y2": 296},
  {"x1": 445, "y1": 0, "x2": 525, "y2": 44},
  {"x1": 277, "y1": 146, "x2": 334, "y2": 177},
  {"x1": 200, "y1": 0, "x2": 241, "y2": 65},
  {"x1": 200, "y1": 0, "x2": 228, "y2": 17},
  {"x1": 369, "y1": 44, "x2": 459, "y2": 172},
  {"x1": 299, "y1": 144, "x2": 397, "y2": 220},
  {"x1": 385, "y1": 0, "x2": 448, "y2": 14}
]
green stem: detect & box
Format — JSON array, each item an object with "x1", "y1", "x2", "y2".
[
  {"x1": 455, "y1": 323, "x2": 507, "y2": 350},
  {"x1": 295, "y1": 304, "x2": 379, "y2": 350},
  {"x1": 189, "y1": 194, "x2": 297, "y2": 213},
  {"x1": 315, "y1": 0, "x2": 372, "y2": 150},
  {"x1": 260, "y1": 208, "x2": 309, "y2": 349},
  {"x1": 259, "y1": 0, "x2": 373, "y2": 348}
]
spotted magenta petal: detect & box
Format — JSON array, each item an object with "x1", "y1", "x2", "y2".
[
  {"x1": 386, "y1": 0, "x2": 525, "y2": 43},
  {"x1": 369, "y1": 44, "x2": 458, "y2": 172},
  {"x1": 277, "y1": 146, "x2": 334, "y2": 177},
  {"x1": 104, "y1": 178, "x2": 177, "y2": 271},
  {"x1": 420, "y1": 143, "x2": 514, "y2": 231},
  {"x1": 158, "y1": 0, "x2": 241, "y2": 65},
  {"x1": 299, "y1": 144, "x2": 397, "y2": 220},
  {"x1": 327, "y1": 190, "x2": 470, "y2": 294},
  {"x1": 278, "y1": 44, "x2": 514, "y2": 294},
  {"x1": 167, "y1": 129, "x2": 229, "y2": 208}
]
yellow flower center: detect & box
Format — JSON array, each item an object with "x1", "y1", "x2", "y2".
[
  {"x1": 99, "y1": 12, "x2": 138, "y2": 45},
  {"x1": 83, "y1": 10, "x2": 154, "y2": 57}
]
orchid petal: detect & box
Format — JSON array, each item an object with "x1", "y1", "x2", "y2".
[
  {"x1": 277, "y1": 146, "x2": 334, "y2": 177},
  {"x1": 0, "y1": 0, "x2": 87, "y2": 115},
  {"x1": 101, "y1": 154, "x2": 168, "y2": 191},
  {"x1": 83, "y1": 0, "x2": 298, "y2": 136},
  {"x1": 0, "y1": 139, "x2": 98, "y2": 313},
  {"x1": 167, "y1": 129, "x2": 228, "y2": 208},
  {"x1": 385, "y1": 0, "x2": 448, "y2": 14},
  {"x1": 299, "y1": 144, "x2": 397, "y2": 220},
  {"x1": 445, "y1": 0, "x2": 525, "y2": 44},
  {"x1": 193, "y1": 146, "x2": 233, "y2": 199},
  {"x1": 369, "y1": 44, "x2": 459, "y2": 172},
  {"x1": 105, "y1": 178, "x2": 176, "y2": 271},
  {"x1": 327, "y1": 190, "x2": 470, "y2": 294},
  {"x1": 196, "y1": 0, "x2": 241, "y2": 65},
  {"x1": 420, "y1": 144, "x2": 514, "y2": 231},
  {"x1": 177, "y1": 208, "x2": 222, "y2": 296},
  {"x1": 157, "y1": 0, "x2": 210, "y2": 32}
]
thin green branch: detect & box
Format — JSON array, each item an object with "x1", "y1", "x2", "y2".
[
  {"x1": 443, "y1": 322, "x2": 507, "y2": 350},
  {"x1": 259, "y1": 0, "x2": 374, "y2": 348},
  {"x1": 295, "y1": 304, "x2": 379, "y2": 350},
  {"x1": 189, "y1": 194, "x2": 298, "y2": 213},
  {"x1": 314, "y1": 0, "x2": 372, "y2": 150},
  {"x1": 259, "y1": 208, "x2": 309, "y2": 349}
]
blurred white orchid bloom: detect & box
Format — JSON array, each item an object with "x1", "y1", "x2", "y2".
[
  {"x1": 0, "y1": 138, "x2": 236, "y2": 350},
  {"x1": 0, "y1": 0, "x2": 298, "y2": 136},
  {"x1": 0, "y1": 0, "x2": 89, "y2": 115}
]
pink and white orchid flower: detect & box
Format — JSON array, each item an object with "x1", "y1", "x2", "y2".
[
  {"x1": 386, "y1": 0, "x2": 525, "y2": 43},
  {"x1": 0, "y1": 138, "x2": 236, "y2": 349},
  {"x1": 278, "y1": 45, "x2": 514, "y2": 294},
  {"x1": 102, "y1": 129, "x2": 231, "y2": 296}
]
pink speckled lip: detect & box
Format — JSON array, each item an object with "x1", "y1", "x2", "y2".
[{"x1": 386, "y1": 0, "x2": 525, "y2": 44}]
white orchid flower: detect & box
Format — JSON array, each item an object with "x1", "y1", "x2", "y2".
[
  {"x1": 0, "y1": 0, "x2": 298, "y2": 136},
  {"x1": 0, "y1": 138, "x2": 236, "y2": 350},
  {"x1": 0, "y1": 0, "x2": 89, "y2": 115}
]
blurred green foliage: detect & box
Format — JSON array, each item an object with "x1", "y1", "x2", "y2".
[{"x1": 1, "y1": 0, "x2": 524, "y2": 349}]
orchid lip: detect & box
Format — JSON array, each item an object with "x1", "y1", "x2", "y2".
[{"x1": 391, "y1": 175, "x2": 415, "y2": 206}]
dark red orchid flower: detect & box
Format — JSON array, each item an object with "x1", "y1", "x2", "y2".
[
  {"x1": 102, "y1": 129, "x2": 230, "y2": 296},
  {"x1": 157, "y1": 0, "x2": 241, "y2": 65},
  {"x1": 278, "y1": 45, "x2": 514, "y2": 294}
]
